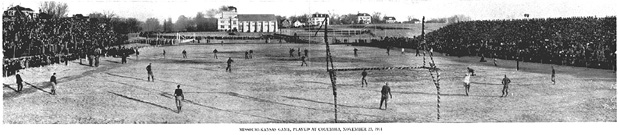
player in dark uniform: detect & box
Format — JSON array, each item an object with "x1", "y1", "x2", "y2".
[
  {"x1": 174, "y1": 85, "x2": 184, "y2": 113},
  {"x1": 226, "y1": 57, "x2": 234, "y2": 72},
  {"x1": 213, "y1": 49, "x2": 218, "y2": 59},
  {"x1": 354, "y1": 48, "x2": 358, "y2": 57},
  {"x1": 94, "y1": 48, "x2": 101, "y2": 67},
  {"x1": 551, "y1": 66, "x2": 556, "y2": 85},
  {"x1": 289, "y1": 48, "x2": 295, "y2": 57},
  {"x1": 146, "y1": 63, "x2": 154, "y2": 81},
  {"x1": 50, "y1": 73, "x2": 57, "y2": 95},
  {"x1": 163, "y1": 50, "x2": 166, "y2": 59},
  {"x1": 501, "y1": 75, "x2": 511, "y2": 97},
  {"x1": 304, "y1": 49, "x2": 309, "y2": 57},
  {"x1": 121, "y1": 52, "x2": 127, "y2": 64},
  {"x1": 297, "y1": 48, "x2": 301, "y2": 57},
  {"x1": 16, "y1": 72, "x2": 23, "y2": 92},
  {"x1": 249, "y1": 50, "x2": 254, "y2": 59},
  {"x1": 361, "y1": 70, "x2": 368, "y2": 87},
  {"x1": 415, "y1": 48, "x2": 420, "y2": 56},
  {"x1": 135, "y1": 49, "x2": 139, "y2": 60},
  {"x1": 182, "y1": 50, "x2": 187, "y2": 58},
  {"x1": 386, "y1": 46, "x2": 390, "y2": 56},
  {"x1": 245, "y1": 51, "x2": 249, "y2": 59},
  {"x1": 379, "y1": 82, "x2": 393, "y2": 110},
  {"x1": 300, "y1": 56, "x2": 308, "y2": 66},
  {"x1": 516, "y1": 55, "x2": 520, "y2": 70}
]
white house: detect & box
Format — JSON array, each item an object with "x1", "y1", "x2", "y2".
[
  {"x1": 384, "y1": 16, "x2": 396, "y2": 23},
  {"x1": 309, "y1": 13, "x2": 329, "y2": 26},
  {"x1": 356, "y1": 13, "x2": 371, "y2": 24},
  {"x1": 293, "y1": 20, "x2": 304, "y2": 28},
  {"x1": 217, "y1": 6, "x2": 278, "y2": 32}
]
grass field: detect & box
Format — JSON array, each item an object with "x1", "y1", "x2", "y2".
[{"x1": 3, "y1": 43, "x2": 616, "y2": 123}]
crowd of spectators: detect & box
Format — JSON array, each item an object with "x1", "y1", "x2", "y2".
[
  {"x1": 3, "y1": 16, "x2": 128, "y2": 77},
  {"x1": 355, "y1": 16, "x2": 616, "y2": 69}
]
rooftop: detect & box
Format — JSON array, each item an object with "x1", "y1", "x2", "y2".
[
  {"x1": 7, "y1": 5, "x2": 33, "y2": 12},
  {"x1": 357, "y1": 13, "x2": 371, "y2": 16},
  {"x1": 312, "y1": 13, "x2": 329, "y2": 18},
  {"x1": 238, "y1": 14, "x2": 277, "y2": 21},
  {"x1": 384, "y1": 16, "x2": 396, "y2": 20}
]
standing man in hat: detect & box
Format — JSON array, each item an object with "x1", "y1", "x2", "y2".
[
  {"x1": 226, "y1": 57, "x2": 234, "y2": 72},
  {"x1": 501, "y1": 75, "x2": 512, "y2": 97},
  {"x1": 146, "y1": 63, "x2": 154, "y2": 82},
  {"x1": 16, "y1": 71, "x2": 23, "y2": 92},
  {"x1": 379, "y1": 82, "x2": 393, "y2": 110},
  {"x1": 50, "y1": 73, "x2": 57, "y2": 95},
  {"x1": 174, "y1": 85, "x2": 184, "y2": 113}
]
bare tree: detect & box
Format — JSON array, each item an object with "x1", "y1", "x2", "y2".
[
  {"x1": 371, "y1": 12, "x2": 382, "y2": 24},
  {"x1": 88, "y1": 11, "x2": 117, "y2": 19},
  {"x1": 39, "y1": 1, "x2": 69, "y2": 18}
]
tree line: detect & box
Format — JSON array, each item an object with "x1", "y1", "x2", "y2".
[
  {"x1": 26, "y1": 2, "x2": 473, "y2": 33},
  {"x1": 141, "y1": 5, "x2": 233, "y2": 32}
]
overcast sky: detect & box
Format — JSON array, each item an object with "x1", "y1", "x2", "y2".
[{"x1": 3, "y1": 0, "x2": 617, "y2": 22}]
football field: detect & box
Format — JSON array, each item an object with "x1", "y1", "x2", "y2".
[{"x1": 3, "y1": 43, "x2": 616, "y2": 123}]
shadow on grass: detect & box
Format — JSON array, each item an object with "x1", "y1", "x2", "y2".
[
  {"x1": 281, "y1": 96, "x2": 376, "y2": 110},
  {"x1": 104, "y1": 77, "x2": 279, "y2": 119},
  {"x1": 189, "y1": 67, "x2": 219, "y2": 71},
  {"x1": 105, "y1": 60, "x2": 121, "y2": 64},
  {"x1": 105, "y1": 72, "x2": 148, "y2": 82},
  {"x1": 23, "y1": 82, "x2": 53, "y2": 94},
  {"x1": 217, "y1": 51, "x2": 246, "y2": 54},
  {"x1": 3, "y1": 84, "x2": 18, "y2": 92},
  {"x1": 4, "y1": 81, "x2": 55, "y2": 99},
  {"x1": 160, "y1": 59, "x2": 224, "y2": 64},
  {"x1": 217, "y1": 92, "x2": 384, "y2": 118},
  {"x1": 470, "y1": 82, "x2": 503, "y2": 86},
  {"x1": 266, "y1": 57, "x2": 302, "y2": 61},
  {"x1": 298, "y1": 81, "x2": 331, "y2": 86},
  {"x1": 107, "y1": 91, "x2": 177, "y2": 113},
  {"x1": 105, "y1": 72, "x2": 205, "y2": 90},
  {"x1": 158, "y1": 92, "x2": 282, "y2": 122},
  {"x1": 356, "y1": 89, "x2": 492, "y2": 97},
  {"x1": 72, "y1": 61, "x2": 92, "y2": 67}
]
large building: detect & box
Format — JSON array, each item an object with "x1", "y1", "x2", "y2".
[
  {"x1": 357, "y1": 13, "x2": 371, "y2": 24},
  {"x1": 309, "y1": 13, "x2": 329, "y2": 26},
  {"x1": 217, "y1": 6, "x2": 278, "y2": 32}
]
